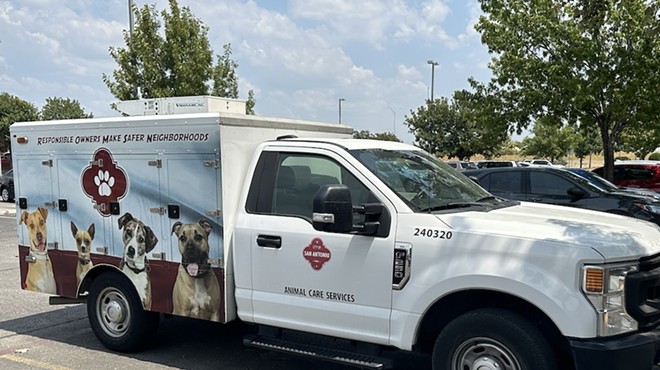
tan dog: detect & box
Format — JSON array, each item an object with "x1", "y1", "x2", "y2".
[
  {"x1": 172, "y1": 220, "x2": 220, "y2": 321},
  {"x1": 20, "y1": 207, "x2": 56, "y2": 294},
  {"x1": 71, "y1": 221, "x2": 94, "y2": 286},
  {"x1": 118, "y1": 213, "x2": 158, "y2": 310}
]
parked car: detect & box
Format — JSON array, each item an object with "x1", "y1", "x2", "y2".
[
  {"x1": 446, "y1": 160, "x2": 477, "y2": 171},
  {"x1": 0, "y1": 169, "x2": 13, "y2": 202},
  {"x1": 0, "y1": 151, "x2": 10, "y2": 173},
  {"x1": 476, "y1": 160, "x2": 519, "y2": 168},
  {"x1": 463, "y1": 166, "x2": 660, "y2": 226},
  {"x1": 592, "y1": 161, "x2": 660, "y2": 192},
  {"x1": 567, "y1": 168, "x2": 660, "y2": 200}
]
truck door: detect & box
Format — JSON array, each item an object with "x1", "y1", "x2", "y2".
[
  {"x1": 15, "y1": 156, "x2": 61, "y2": 252},
  {"x1": 239, "y1": 148, "x2": 396, "y2": 345}
]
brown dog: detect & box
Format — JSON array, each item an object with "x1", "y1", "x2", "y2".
[
  {"x1": 118, "y1": 212, "x2": 158, "y2": 310},
  {"x1": 71, "y1": 221, "x2": 94, "y2": 286},
  {"x1": 171, "y1": 219, "x2": 220, "y2": 321},
  {"x1": 20, "y1": 207, "x2": 56, "y2": 294}
]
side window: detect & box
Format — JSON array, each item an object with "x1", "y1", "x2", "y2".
[
  {"x1": 488, "y1": 172, "x2": 522, "y2": 193},
  {"x1": 529, "y1": 172, "x2": 573, "y2": 196},
  {"x1": 475, "y1": 174, "x2": 490, "y2": 189},
  {"x1": 271, "y1": 153, "x2": 375, "y2": 220},
  {"x1": 626, "y1": 167, "x2": 654, "y2": 180}
]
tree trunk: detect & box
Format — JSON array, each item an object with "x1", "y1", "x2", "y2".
[{"x1": 599, "y1": 121, "x2": 616, "y2": 181}]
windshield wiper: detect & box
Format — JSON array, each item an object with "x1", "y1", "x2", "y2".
[{"x1": 419, "y1": 202, "x2": 488, "y2": 212}]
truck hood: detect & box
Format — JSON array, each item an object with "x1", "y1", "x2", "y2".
[{"x1": 440, "y1": 201, "x2": 660, "y2": 262}]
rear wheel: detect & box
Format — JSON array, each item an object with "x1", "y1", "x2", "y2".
[
  {"x1": 432, "y1": 308, "x2": 558, "y2": 370},
  {"x1": 1, "y1": 187, "x2": 9, "y2": 202},
  {"x1": 87, "y1": 272, "x2": 159, "y2": 352}
]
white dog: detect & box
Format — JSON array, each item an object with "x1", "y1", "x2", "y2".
[{"x1": 118, "y1": 212, "x2": 158, "y2": 309}]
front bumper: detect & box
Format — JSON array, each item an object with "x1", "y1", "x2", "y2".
[{"x1": 571, "y1": 328, "x2": 660, "y2": 370}]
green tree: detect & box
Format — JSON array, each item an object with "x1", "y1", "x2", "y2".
[
  {"x1": 474, "y1": 0, "x2": 660, "y2": 180},
  {"x1": 573, "y1": 121, "x2": 601, "y2": 168},
  {"x1": 103, "y1": 0, "x2": 255, "y2": 113},
  {"x1": 0, "y1": 93, "x2": 39, "y2": 151},
  {"x1": 40, "y1": 97, "x2": 93, "y2": 121},
  {"x1": 405, "y1": 95, "x2": 506, "y2": 160},
  {"x1": 520, "y1": 117, "x2": 576, "y2": 163},
  {"x1": 619, "y1": 123, "x2": 660, "y2": 160},
  {"x1": 211, "y1": 44, "x2": 239, "y2": 98},
  {"x1": 245, "y1": 90, "x2": 256, "y2": 115},
  {"x1": 352, "y1": 130, "x2": 400, "y2": 142}
]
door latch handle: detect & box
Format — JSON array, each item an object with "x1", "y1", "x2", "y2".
[{"x1": 257, "y1": 234, "x2": 282, "y2": 249}]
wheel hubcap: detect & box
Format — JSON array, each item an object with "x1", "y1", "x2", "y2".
[
  {"x1": 105, "y1": 300, "x2": 124, "y2": 323},
  {"x1": 96, "y1": 287, "x2": 130, "y2": 338},
  {"x1": 453, "y1": 338, "x2": 521, "y2": 370},
  {"x1": 473, "y1": 356, "x2": 501, "y2": 370}
]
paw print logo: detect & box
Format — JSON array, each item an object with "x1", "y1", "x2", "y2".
[
  {"x1": 81, "y1": 148, "x2": 128, "y2": 216},
  {"x1": 94, "y1": 170, "x2": 115, "y2": 196}
]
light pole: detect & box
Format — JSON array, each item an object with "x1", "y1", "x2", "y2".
[
  {"x1": 387, "y1": 106, "x2": 396, "y2": 135},
  {"x1": 427, "y1": 60, "x2": 439, "y2": 102},
  {"x1": 128, "y1": 0, "x2": 140, "y2": 98},
  {"x1": 338, "y1": 98, "x2": 345, "y2": 124}
]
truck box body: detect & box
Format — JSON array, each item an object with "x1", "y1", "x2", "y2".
[{"x1": 11, "y1": 111, "x2": 351, "y2": 322}]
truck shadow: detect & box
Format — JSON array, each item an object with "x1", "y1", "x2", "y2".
[{"x1": 0, "y1": 305, "x2": 431, "y2": 370}]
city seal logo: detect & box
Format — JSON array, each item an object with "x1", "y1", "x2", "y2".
[
  {"x1": 303, "y1": 238, "x2": 331, "y2": 271},
  {"x1": 81, "y1": 148, "x2": 128, "y2": 216}
]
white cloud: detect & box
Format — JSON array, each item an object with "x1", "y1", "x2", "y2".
[
  {"x1": 0, "y1": 0, "x2": 493, "y2": 144},
  {"x1": 397, "y1": 64, "x2": 421, "y2": 80}
]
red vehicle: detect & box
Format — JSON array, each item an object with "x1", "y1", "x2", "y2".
[{"x1": 593, "y1": 161, "x2": 660, "y2": 193}]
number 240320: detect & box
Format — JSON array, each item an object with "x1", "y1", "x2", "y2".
[{"x1": 413, "y1": 228, "x2": 453, "y2": 239}]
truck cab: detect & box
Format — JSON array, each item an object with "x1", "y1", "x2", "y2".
[{"x1": 235, "y1": 138, "x2": 660, "y2": 370}]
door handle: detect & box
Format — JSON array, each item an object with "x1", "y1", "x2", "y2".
[{"x1": 257, "y1": 234, "x2": 282, "y2": 249}]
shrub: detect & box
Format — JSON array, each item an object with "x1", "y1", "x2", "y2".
[{"x1": 649, "y1": 152, "x2": 660, "y2": 161}]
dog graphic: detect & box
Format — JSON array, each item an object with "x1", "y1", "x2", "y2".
[
  {"x1": 118, "y1": 212, "x2": 158, "y2": 310},
  {"x1": 171, "y1": 220, "x2": 221, "y2": 321},
  {"x1": 20, "y1": 207, "x2": 57, "y2": 294},
  {"x1": 71, "y1": 221, "x2": 94, "y2": 286}
]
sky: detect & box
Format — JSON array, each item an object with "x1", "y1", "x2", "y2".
[{"x1": 0, "y1": 0, "x2": 494, "y2": 144}]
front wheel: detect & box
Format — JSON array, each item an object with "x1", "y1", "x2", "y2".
[
  {"x1": 87, "y1": 272, "x2": 159, "y2": 352},
  {"x1": 1, "y1": 187, "x2": 9, "y2": 202},
  {"x1": 432, "y1": 308, "x2": 558, "y2": 370}
]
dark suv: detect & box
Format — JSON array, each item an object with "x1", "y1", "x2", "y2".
[
  {"x1": 592, "y1": 162, "x2": 660, "y2": 192},
  {"x1": 463, "y1": 166, "x2": 660, "y2": 226}
]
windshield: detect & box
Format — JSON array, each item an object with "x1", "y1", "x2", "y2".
[
  {"x1": 350, "y1": 149, "x2": 504, "y2": 212},
  {"x1": 568, "y1": 169, "x2": 618, "y2": 192}
]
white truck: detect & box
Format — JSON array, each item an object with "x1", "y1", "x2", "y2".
[{"x1": 9, "y1": 96, "x2": 660, "y2": 370}]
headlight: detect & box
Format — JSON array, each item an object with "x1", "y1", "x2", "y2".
[
  {"x1": 582, "y1": 263, "x2": 639, "y2": 336},
  {"x1": 635, "y1": 203, "x2": 660, "y2": 214}
]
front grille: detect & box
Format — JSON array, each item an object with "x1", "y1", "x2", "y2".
[{"x1": 626, "y1": 252, "x2": 660, "y2": 328}]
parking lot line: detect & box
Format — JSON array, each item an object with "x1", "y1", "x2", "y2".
[{"x1": 0, "y1": 353, "x2": 73, "y2": 370}]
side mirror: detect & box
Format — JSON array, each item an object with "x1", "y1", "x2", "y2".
[{"x1": 312, "y1": 185, "x2": 353, "y2": 233}]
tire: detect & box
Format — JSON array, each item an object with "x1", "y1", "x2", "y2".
[
  {"x1": 87, "y1": 272, "x2": 159, "y2": 352},
  {"x1": 1, "y1": 187, "x2": 8, "y2": 202},
  {"x1": 432, "y1": 308, "x2": 558, "y2": 370}
]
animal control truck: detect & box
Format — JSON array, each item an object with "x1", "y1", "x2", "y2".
[{"x1": 9, "y1": 96, "x2": 660, "y2": 370}]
